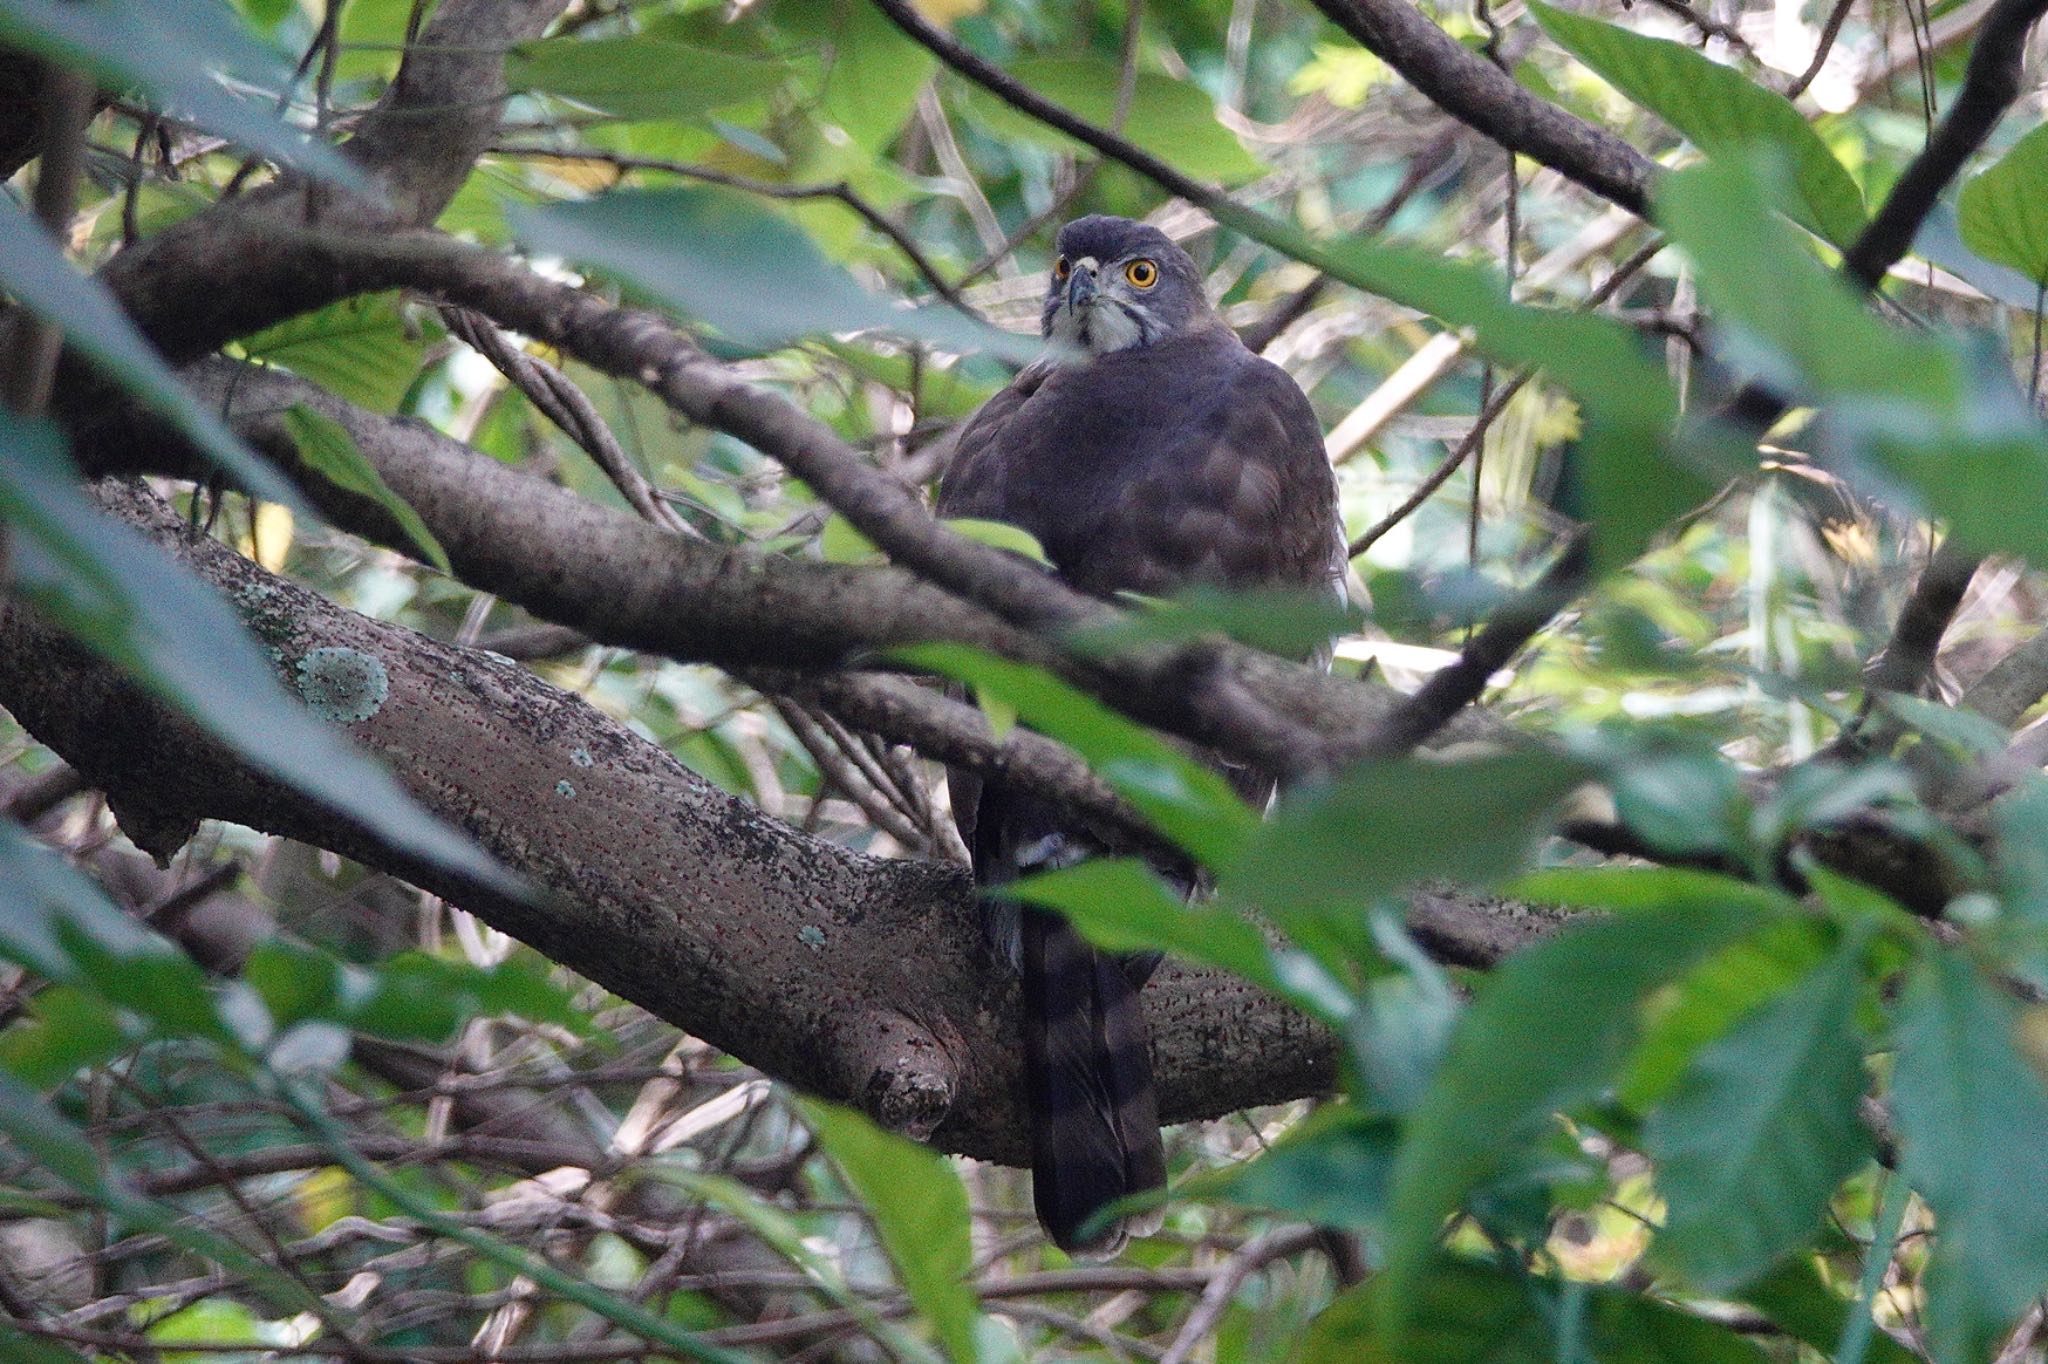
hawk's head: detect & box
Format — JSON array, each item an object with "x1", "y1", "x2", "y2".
[{"x1": 1041, "y1": 215, "x2": 1211, "y2": 358}]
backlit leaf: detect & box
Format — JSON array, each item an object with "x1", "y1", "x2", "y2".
[
  {"x1": 283, "y1": 403, "x2": 451, "y2": 571},
  {"x1": 1959, "y1": 122, "x2": 2048, "y2": 286},
  {"x1": 802, "y1": 1100, "x2": 982, "y2": 1364},
  {"x1": 1530, "y1": 0, "x2": 1864, "y2": 246},
  {"x1": 508, "y1": 36, "x2": 787, "y2": 122},
  {"x1": 512, "y1": 187, "x2": 1034, "y2": 360}
]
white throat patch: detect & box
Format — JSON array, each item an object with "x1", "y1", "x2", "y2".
[{"x1": 1045, "y1": 257, "x2": 1148, "y2": 362}]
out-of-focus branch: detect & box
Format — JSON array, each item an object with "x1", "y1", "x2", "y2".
[
  {"x1": 1306, "y1": 0, "x2": 1655, "y2": 214},
  {"x1": 1840, "y1": 0, "x2": 2048, "y2": 291}
]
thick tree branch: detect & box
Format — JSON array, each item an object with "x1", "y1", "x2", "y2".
[
  {"x1": 1306, "y1": 0, "x2": 1655, "y2": 215},
  {"x1": 114, "y1": 243, "x2": 1490, "y2": 782},
  {"x1": 86, "y1": 0, "x2": 567, "y2": 366},
  {"x1": 0, "y1": 483, "x2": 1400, "y2": 1162}
]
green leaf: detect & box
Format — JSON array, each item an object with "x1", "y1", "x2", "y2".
[
  {"x1": 0, "y1": 417, "x2": 516, "y2": 897},
  {"x1": 0, "y1": 820, "x2": 205, "y2": 995},
  {"x1": 0, "y1": 0, "x2": 364, "y2": 189},
  {"x1": 1646, "y1": 939, "x2": 1874, "y2": 1291},
  {"x1": 1378, "y1": 898, "x2": 1779, "y2": 1347},
  {"x1": 508, "y1": 36, "x2": 787, "y2": 121},
  {"x1": 0, "y1": 194, "x2": 297, "y2": 508},
  {"x1": 283, "y1": 403, "x2": 451, "y2": 571},
  {"x1": 235, "y1": 293, "x2": 432, "y2": 413},
  {"x1": 1892, "y1": 950, "x2": 2048, "y2": 1364},
  {"x1": 821, "y1": 515, "x2": 1046, "y2": 569},
  {"x1": 1529, "y1": 0, "x2": 1864, "y2": 246},
  {"x1": 511, "y1": 187, "x2": 1033, "y2": 361},
  {"x1": 1240, "y1": 214, "x2": 1713, "y2": 574},
  {"x1": 1300, "y1": 1256, "x2": 1775, "y2": 1363},
  {"x1": 1005, "y1": 859, "x2": 1354, "y2": 1025},
  {"x1": 0, "y1": 985, "x2": 134, "y2": 1087},
  {"x1": 1068, "y1": 584, "x2": 1363, "y2": 661},
  {"x1": 801, "y1": 1100, "x2": 982, "y2": 1364},
  {"x1": 959, "y1": 57, "x2": 1264, "y2": 184},
  {"x1": 774, "y1": 0, "x2": 934, "y2": 152},
  {"x1": 1620, "y1": 914, "x2": 1833, "y2": 1110},
  {"x1": 1656, "y1": 157, "x2": 1945, "y2": 406},
  {"x1": 941, "y1": 517, "x2": 1051, "y2": 566},
  {"x1": 896, "y1": 644, "x2": 1258, "y2": 870},
  {"x1": 1959, "y1": 122, "x2": 2048, "y2": 286},
  {"x1": 1658, "y1": 157, "x2": 2048, "y2": 571},
  {"x1": 1223, "y1": 752, "x2": 1589, "y2": 921},
  {"x1": 1186, "y1": 1104, "x2": 1396, "y2": 1232},
  {"x1": 0, "y1": 1321, "x2": 92, "y2": 1364}
]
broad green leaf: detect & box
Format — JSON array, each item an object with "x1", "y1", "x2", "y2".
[
  {"x1": 802, "y1": 1100, "x2": 982, "y2": 1364},
  {"x1": 1529, "y1": 0, "x2": 1865, "y2": 246},
  {"x1": 1915, "y1": 199, "x2": 2047, "y2": 310},
  {"x1": 1186, "y1": 1104, "x2": 1396, "y2": 1232},
  {"x1": 1959, "y1": 122, "x2": 2048, "y2": 285},
  {"x1": 0, "y1": 985, "x2": 132, "y2": 1086},
  {"x1": 821, "y1": 515, "x2": 1047, "y2": 568},
  {"x1": 1893, "y1": 950, "x2": 2048, "y2": 1364},
  {"x1": 0, "y1": 0, "x2": 364, "y2": 188},
  {"x1": 0, "y1": 820, "x2": 209, "y2": 1000},
  {"x1": 0, "y1": 195, "x2": 297, "y2": 507},
  {"x1": 511, "y1": 187, "x2": 1034, "y2": 361},
  {"x1": 1646, "y1": 940, "x2": 1873, "y2": 1291},
  {"x1": 0, "y1": 1322, "x2": 91, "y2": 1364},
  {"x1": 1223, "y1": 752, "x2": 1589, "y2": 921},
  {"x1": 798, "y1": 0, "x2": 934, "y2": 153},
  {"x1": 1568, "y1": 728, "x2": 1753, "y2": 865},
  {"x1": 283, "y1": 403, "x2": 451, "y2": 571},
  {"x1": 509, "y1": 36, "x2": 784, "y2": 122},
  {"x1": 1005, "y1": 859, "x2": 1354, "y2": 1025},
  {"x1": 942, "y1": 518, "x2": 1051, "y2": 566},
  {"x1": 1656, "y1": 157, "x2": 1946, "y2": 406},
  {"x1": 1513, "y1": 865, "x2": 1805, "y2": 919},
  {"x1": 1300, "y1": 1255, "x2": 1775, "y2": 1363},
  {"x1": 1217, "y1": 211, "x2": 1716, "y2": 574},
  {"x1": 1378, "y1": 899, "x2": 1778, "y2": 1347},
  {"x1": 1620, "y1": 914, "x2": 1833, "y2": 1110},
  {"x1": 235, "y1": 293, "x2": 432, "y2": 413},
  {"x1": 1069, "y1": 585, "x2": 1364, "y2": 662},
  {"x1": 1659, "y1": 158, "x2": 2048, "y2": 571},
  {"x1": 245, "y1": 942, "x2": 580, "y2": 1042},
  {"x1": 960, "y1": 58, "x2": 1264, "y2": 184},
  {"x1": 895, "y1": 644, "x2": 1258, "y2": 869},
  {"x1": 0, "y1": 418, "x2": 516, "y2": 895}
]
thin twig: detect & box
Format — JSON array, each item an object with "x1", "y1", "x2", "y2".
[
  {"x1": 440, "y1": 305, "x2": 701, "y2": 538},
  {"x1": 1786, "y1": 0, "x2": 1859, "y2": 99},
  {"x1": 1361, "y1": 534, "x2": 1589, "y2": 759},
  {"x1": 1348, "y1": 237, "x2": 1665, "y2": 559}
]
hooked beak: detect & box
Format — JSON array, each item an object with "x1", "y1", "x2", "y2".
[{"x1": 1066, "y1": 264, "x2": 1097, "y2": 311}]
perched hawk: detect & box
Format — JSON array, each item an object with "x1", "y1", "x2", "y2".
[{"x1": 937, "y1": 215, "x2": 1343, "y2": 1252}]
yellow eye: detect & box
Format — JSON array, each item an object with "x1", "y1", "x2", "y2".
[
  {"x1": 1125, "y1": 259, "x2": 1158, "y2": 288},
  {"x1": 1053, "y1": 256, "x2": 1071, "y2": 281}
]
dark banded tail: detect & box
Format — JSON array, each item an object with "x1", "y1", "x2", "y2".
[{"x1": 1020, "y1": 906, "x2": 1165, "y2": 1255}]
